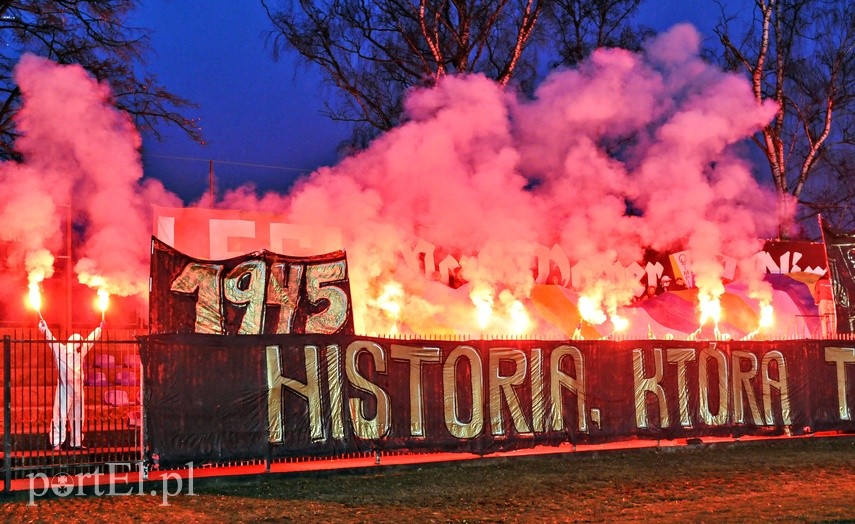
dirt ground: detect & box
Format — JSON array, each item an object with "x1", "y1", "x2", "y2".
[{"x1": 2, "y1": 435, "x2": 854, "y2": 523}]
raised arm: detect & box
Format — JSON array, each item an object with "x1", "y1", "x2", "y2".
[
  {"x1": 86, "y1": 321, "x2": 105, "y2": 343},
  {"x1": 79, "y1": 321, "x2": 105, "y2": 358},
  {"x1": 38, "y1": 319, "x2": 64, "y2": 358},
  {"x1": 38, "y1": 319, "x2": 56, "y2": 342}
]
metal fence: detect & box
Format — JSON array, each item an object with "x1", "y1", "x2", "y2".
[
  {"x1": 3, "y1": 323, "x2": 853, "y2": 492},
  {"x1": 1, "y1": 330, "x2": 143, "y2": 490}
]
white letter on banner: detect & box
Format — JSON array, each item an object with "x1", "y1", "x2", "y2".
[
  {"x1": 625, "y1": 261, "x2": 646, "y2": 286},
  {"x1": 346, "y1": 341, "x2": 391, "y2": 439},
  {"x1": 156, "y1": 215, "x2": 176, "y2": 247},
  {"x1": 825, "y1": 347, "x2": 855, "y2": 421},
  {"x1": 401, "y1": 238, "x2": 436, "y2": 277},
  {"x1": 633, "y1": 348, "x2": 669, "y2": 429},
  {"x1": 443, "y1": 346, "x2": 484, "y2": 438},
  {"x1": 699, "y1": 345, "x2": 729, "y2": 426},
  {"x1": 267, "y1": 345, "x2": 324, "y2": 443},
  {"x1": 488, "y1": 348, "x2": 531, "y2": 436},
  {"x1": 535, "y1": 244, "x2": 571, "y2": 286},
  {"x1": 209, "y1": 219, "x2": 256, "y2": 259},
  {"x1": 270, "y1": 223, "x2": 343, "y2": 256},
  {"x1": 755, "y1": 251, "x2": 780, "y2": 273},
  {"x1": 731, "y1": 350, "x2": 763, "y2": 425},
  {"x1": 667, "y1": 348, "x2": 696, "y2": 427},
  {"x1": 761, "y1": 350, "x2": 791, "y2": 425},
  {"x1": 548, "y1": 345, "x2": 586, "y2": 433},
  {"x1": 390, "y1": 344, "x2": 442, "y2": 437},
  {"x1": 437, "y1": 255, "x2": 460, "y2": 285}
]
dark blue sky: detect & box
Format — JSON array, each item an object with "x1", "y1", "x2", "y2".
[
  {"x1": 134, "y1": 1, "x2": 726, "y2": 204},
  {"x1": 133, "y1": 1, "x2": 352, "y2": 203}
]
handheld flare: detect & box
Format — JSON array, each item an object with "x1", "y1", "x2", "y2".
[
  {"x1": 27, "y1": 282, "x2": 44, "y2": 321},
  {"x1": 97, "y1": 289, "x2": 109, "y2": 322}
]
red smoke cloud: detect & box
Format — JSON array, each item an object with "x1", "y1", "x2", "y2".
[
  {"x1": 0, "y1": 54, "x2": 180, "y2": 319},
  {"x1": 258, "y1": 24, "x2": 781, "y2": 334},
  {"x1": 0, "y1": 25, "x2": 784, "y2": 335}
]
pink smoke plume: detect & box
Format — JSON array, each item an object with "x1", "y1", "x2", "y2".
[
  {"x1": 0, "y1": 53, "x2": 180, "y2": 317},
  {"x1": 214, "y1": 24, "x2": 780, "y2": 335},
  {"x1": 0, "y1": 24, "x2": 784, "y2": 336}
]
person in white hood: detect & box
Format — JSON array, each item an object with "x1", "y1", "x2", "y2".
[{"x1": 38, "y1": 319, "x2": 104, "y2": 450}]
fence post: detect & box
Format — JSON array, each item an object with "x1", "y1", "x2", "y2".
[{"x1": 4, "y1": 335, "x2": 11, "y2": 493}]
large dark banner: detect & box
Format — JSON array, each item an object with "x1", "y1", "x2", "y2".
[
  {"x1": 140, "y1": 335, "x2": 855, "y2": 467},
  {"x1": 821, "y1": 220, "x2": 855, "y2": 333},
  {"x1": 149, "y1": 237, "x2": 354, "y2": 335}
]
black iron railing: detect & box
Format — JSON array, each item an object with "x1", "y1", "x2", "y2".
[{"x1": 1, "y1": 330, "x2": 143, "y2": 490}]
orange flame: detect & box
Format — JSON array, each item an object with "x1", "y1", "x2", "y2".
[
  {"x1": 375, "y1": 281, "x2": 403, "y2": 334},
  {"x1": 689, "y1": 291, "x2": 723, "y2": 340},
  {"x1": 25, "y1": 249, "x2": 53, "y2": 318},
  {"x1": 468, "y1": 286, "x2": 533, "y2": 336},
  {"x1": 742, "y1": 302, "x2": 775, "y2": 341},
  {"x1": 572, "y1": 322, "x2": 584, "y2": 340},
  {"x1": 577, "y1": 295, "x2": 607, "y2": 325},
  {"x1": 376, "y1": 282, "x2": 402, "y2": 316},
  {"x1": 506, "y1": 297, "x2": 531, "y2": 335},
  {"x1": 698, "y1": 294, "x2": 721, "y2": 328},
  {"x1": 471, "y1": 285, "x2": 494, "y2": 331},
  {"x1": 97, "y1": 288, "x2": 109, "y2": 315},
  {"x1": 758, "y1": 302, "x2": 775, "y2": 329},
  {"x1": 610, "y1": 314, "x2": 629, "y2": 333},
  {"x1": 27, "y1": 281, "x2": 42, "y2": 313}
]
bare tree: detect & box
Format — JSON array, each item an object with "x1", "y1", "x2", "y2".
[
  {"x1": 263, "y1": 0, "x2": 653, "y2": 149},
  {"x1": 544, "y1": 0, "x2": 651, "y2": 67},
  {"x1": 0, "y1": 1, "x2": 202, "y2": 160},
  {"x1": 262, "y1": 0, "x2": 544, "y2": 149},
  {"x1": 799, "y1": 152, "x2": 855, "y2": 233},
  {"x1": 715, "y1": 0, "x2": 855, "y2": 238}
]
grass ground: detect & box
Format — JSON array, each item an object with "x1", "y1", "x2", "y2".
[{"x1": 2, "y1": 436, "x2": 854, "y2": 523}]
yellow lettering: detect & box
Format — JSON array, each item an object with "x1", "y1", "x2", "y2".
[{"x1": 345, "y1": 341, "x2": 390, "y2": 439}]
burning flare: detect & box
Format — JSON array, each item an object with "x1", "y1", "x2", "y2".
[
  {"x1": 600, "y1": 314, "x2": 629, "y2": 340},
  {"x1": 577, "y1": 294, "x2": 607, "y2": 326},
  {"x1": 610, "y1": 314, "x2": 629, "y2": 334},
  {"x1": 691, "y1": 292, "x2": 722, "y2": 340},
  {"x1": 742, "y1": 301, "x2": 775, "y2": 341},
  {"x1": 501, "y1": 291, "x2": 531, "y2": 336},
  {"x1": 572, "y1": 321, "x2": 584, "y2": 340},
  {"x1": 27, "y1": 281, "x2": 43, "y2": 319},
  {"x1": 24, "y1": 248, "x2": 53, "y2": 320},
  {"x1": 373, "y1": 281, "x2": 403, "y2": 335},
  {"x1": 466, "y1": 284, "x2": 533, "y2": 337},
  {"x1": 698, "y1": 294, "x2": 721, "y2": 327},
  {"x1": 96, "y1": 288, "x2": 109, "y2": 321},
  {"x1": 470, "y1": 284, "x2": 495, "y2": 332},
  {"x1": 759, "y1": 302, "x2": 775, "y2": 329}
]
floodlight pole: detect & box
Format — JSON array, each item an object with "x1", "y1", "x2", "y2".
[
  {"x1": 55, "y1": 204, "x2": 73, "y2": 334},
  {"x1": 67, "y1": 204, "x2": 72, "y2": 333},
  {"x1": 209, "y1": 160, "x2": 216, "y2": 207}
]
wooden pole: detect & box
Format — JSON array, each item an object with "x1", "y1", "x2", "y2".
[
  {"x1": 209, "y1": 160, "x2": 215, "y2": 207},
  {"x1": 66, "y1": 203, "x2": 72, "y2": 335}
]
